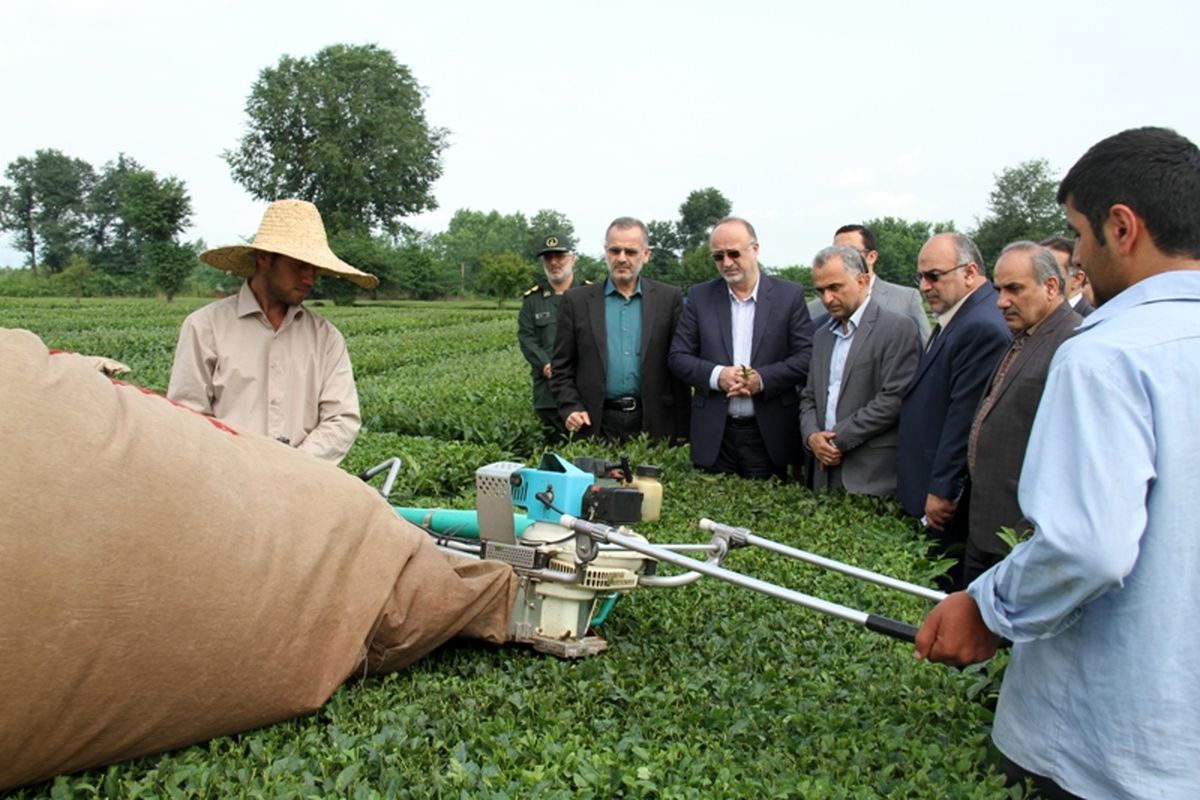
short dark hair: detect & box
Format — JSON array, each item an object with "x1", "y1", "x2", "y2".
[
  {"x1": 1057, "y1": 127, "x2": 1200, "y2": 258},
  {"x1": 835, "y1": 224, "x2": 877, "y2": 252},
  {"x1": 606, "y1": 217, "x2": 649, "y2": 248}
]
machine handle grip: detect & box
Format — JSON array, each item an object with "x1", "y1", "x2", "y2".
[{"x1": 864, "y1": 613, "x2": 918, "y2": 643}]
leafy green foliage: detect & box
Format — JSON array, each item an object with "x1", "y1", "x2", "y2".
[
  {"x1": 224, "y1": 43, "x2": 447, "y2": 237},
  {"x1": 864, "y1": 216, "x2": 957, "y2": 286},
  {"x1": 0, "y1": 149, "x2": 95, "y2": 274},
  {"x1": 970, "y1": 159, "x2": 1068, "y2": 267},
  {"x1": 0, "y1": 150, "x2": 194, "y2": 296},
  {"x1": 478, "y1": 252, "x2": 535, "y2": 309},
  {"x1": 3, "y1": 297, "x2": 1010, "y2": 797},
  {"x1": 677, "y1": 187, "x2": 733, "y2": 251},
  {"x1": 771, "y1": 264, "x2": 814, "y2": 293}
]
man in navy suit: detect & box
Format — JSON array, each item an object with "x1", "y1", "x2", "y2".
[
  {"x1": 668, "y1": 217, "x2": 813, "y2": 479},
  {"x1": 897, "y1": 232, "x2": 1010, "y2": 589}
]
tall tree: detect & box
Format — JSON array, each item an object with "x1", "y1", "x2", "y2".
[
  {"x1": 677, "y1": 187, "x2": 732, "y2": 251},
  {"x1": 87, "y1": 156, "x2": 193, "y2": 282},
  {"x1": 478, "y1": 251, "x2": 535, "y2": 309},
  {"x1": 0, "y1": 149, "x2": 95, "y2": 274},
  {"x1": 86, "y1": 154, "x2": 143, "y2": 272},
  {"x1": 395, "y1": 243, "x2": 455, "y2": 300},
  {"x1": 433, "y1": 208, "x2": 528, "y2": 293},
  {"x1": 646, "y1": 219, "x2": 683, "y2": 283},
  {"x1": 224, "y1": 43, "x2": 448, "y2": 237},
  {"x1": 143, "y1": 240, "x2": 199, "y2": 303},
  {"x1": 971, "y1": 158, "x2": 1067, "y2": 266},
  {"x1": 863, "y1": 216, "x2": 956, "y2": 285}
]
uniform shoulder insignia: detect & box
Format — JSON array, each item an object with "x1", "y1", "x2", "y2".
[{"x1": 522, "y1": 284, "x2": 541, "y2": 297}]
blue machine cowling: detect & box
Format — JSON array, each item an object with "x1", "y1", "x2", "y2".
[{"x1": 514, "y1": 453, "x2": 595, "y2": 522}]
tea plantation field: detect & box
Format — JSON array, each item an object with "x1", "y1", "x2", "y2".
[{"x1": 0, "y1": 298, "x2": 1015, "y2": 798}]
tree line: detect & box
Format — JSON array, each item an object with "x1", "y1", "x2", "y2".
[{"x1": 0, "y1": 42, "x2": 1069, "y2": 304}]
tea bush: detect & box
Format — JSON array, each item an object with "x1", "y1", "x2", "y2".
[{"x1": 0, "y1": 298, "x2": 1014, "y2": 798}]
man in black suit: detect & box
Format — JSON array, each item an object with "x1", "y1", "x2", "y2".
[
  {"x1": 1041, "y1": 235, "x2": 1094, "y2": 317},
  {"x1": 963, "y1": 242, "x2": 1081, "y2": 583},
  {"x1": 668, "y1": 217, "x2": 812, "y2": 478},
  {"x1": 897, "y1": 232, "x2": 1011, "y2": 589},
  {"x1": 551, "y1": 217, "x2": 689, "y2": 443}
]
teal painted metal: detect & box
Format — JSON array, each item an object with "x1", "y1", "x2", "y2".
[{"x1": 393, "y1": 507, "x2": 533, "y2": 540}]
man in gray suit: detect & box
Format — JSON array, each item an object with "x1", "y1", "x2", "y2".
[
  {"x1": 807, "y1": 224, "x2": 933, "y2": 345},
  {"x1": 963, "y1": 241, "x2": 1081, "y2": 582},
  {"x1": 800, "y1": 246, "x2": 922, "y2": 495}
]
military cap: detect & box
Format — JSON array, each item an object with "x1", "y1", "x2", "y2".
[{"x1": 536, "y1": 232, "x2": 574, "y2": 256}]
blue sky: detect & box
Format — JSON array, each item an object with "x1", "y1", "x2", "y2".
[{"x1": 3, "y1": 0, "x2": 1199, "y2": 268}]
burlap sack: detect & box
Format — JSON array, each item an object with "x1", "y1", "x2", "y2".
[{"x1": 0, "y1": 329, "x2": 515, "y2": 790}]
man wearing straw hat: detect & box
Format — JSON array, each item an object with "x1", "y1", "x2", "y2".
[{"x1": 168, "y1": 199, "x2": 378, "y2": 465}]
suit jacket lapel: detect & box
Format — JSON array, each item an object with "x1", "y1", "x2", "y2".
[
  {"x1": 812, "y1": 326, "x2": 834, "y2": 428},
  {"x1": 983, "y1": 302, "x2": 1071, "y2": 413},
  {"x1": 873, "y1": 280, "x2": 896, "y2": 308},
  {"x1": 750, "y1": 274, "x2": 771, "y2": 361},
  {"x1": 840, "y1": 298, "x2": 877, "y2": 378},
  {"x1": 708, "y1": 280, "x2": 733, "y2": 364},
  {"x1": 588, "y1": 282, "x2": 607, "y2": 373},
  {"x1": 907, "y1": 283, "x2": 993, "y2": 391},
  {"x1": 639, "y1": 279, "x2": 654, "y2": 367}
]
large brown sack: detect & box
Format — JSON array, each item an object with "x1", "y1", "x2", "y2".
[{"x1": 0, "y1": 328, "x2": 515, "y2": 790}]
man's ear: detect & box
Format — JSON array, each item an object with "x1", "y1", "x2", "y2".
[{"x1": 1107, "y1": 204, "x2": 1141, "y2": 255}]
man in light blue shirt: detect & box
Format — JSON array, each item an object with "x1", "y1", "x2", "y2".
[{"x1": 914, "y1": 127, "x2": 1200, "y2": 799}]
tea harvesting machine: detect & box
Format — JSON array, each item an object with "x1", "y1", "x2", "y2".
[{"x1": 362, "y1": 453, "x2": 945, "y2": 658}]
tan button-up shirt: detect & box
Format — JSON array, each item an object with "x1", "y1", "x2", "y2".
[{"x1": 167, "y1": 282, "x2": 361, "y2": 464}]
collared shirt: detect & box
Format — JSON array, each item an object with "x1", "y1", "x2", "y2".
[
  {"x1": 708, "y1": 278, "x2": 759, "y2": 418},
  {"x1": 604, "y1": 277, "x2": 643, "y2": 399},
  {"x1": 968, "y1": 271, "x2": 1200, "y2": 799},
  {"x1": 1067, "y1": 292, "x2": 1082, "y2": 309},
  {"x1": 824, "y1": 296, "x2": 870, "y2": 427},
  {"x1": 167, "y1": 282, "x2": 361, "y2": 464},
  {"x1": 932, "y1": 281, "x2": 983, "y2": 331}
]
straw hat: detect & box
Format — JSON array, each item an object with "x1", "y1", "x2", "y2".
[{"x1": 199, "y1": 199, "x2": 379, "y2": 290}]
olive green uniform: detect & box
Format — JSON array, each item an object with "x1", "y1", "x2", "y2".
[{"x1": 518, "y1": 283, "x2": 567, "y2": 439}]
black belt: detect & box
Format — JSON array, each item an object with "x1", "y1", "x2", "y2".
[
  {"x1": 727, "y1": 415, "x2": 757, "y2": 427},
  {"x1": 604, "y1": 396, "x2": 640, "y2": 412}
]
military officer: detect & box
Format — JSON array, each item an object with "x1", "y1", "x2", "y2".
[{"x1": 518, "y1": 232, "x2": 577, "y2": 441}]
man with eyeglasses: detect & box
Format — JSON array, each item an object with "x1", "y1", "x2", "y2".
[
  {"x1": 896, "y1": 232, "x2": 1010, "y2": 590},
  {"x1": 807, "y1": 224, "x2": 933, "y2": 345},
  {"x1": 963, "y1": 242, "x2": 1080, "y2": 584},
  {"x1": 551, "y1": 217, "x2": 690, "y2": 443},
  {"x1": 518, "y1": 232, "x2": 577, "y2": 442},
  {"x1": 668, "y1": 217, "x2": 813, "y2": 479}
]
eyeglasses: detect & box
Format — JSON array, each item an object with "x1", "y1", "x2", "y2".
[
  {"x1": 712, "y1": 243, "x2": 757, "y2": 264},
  {"x1": 914, "y1": 263, "x2": 970, "y2": 285},
  {"x1": 606, "y1": 246, "x2": 643, "y2": 258}
]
